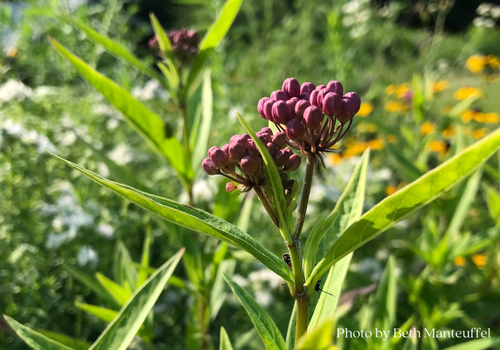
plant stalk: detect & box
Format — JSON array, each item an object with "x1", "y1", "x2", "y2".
[
  {"x1": 254, "y1": 186, "x2": 280, "y2": 227},
  {"x1": 295, "y1": 295, "x2": 309, "y2": 344},
  {"x1": 293, "y1": 155, "x2": 315, "y2": 239}
]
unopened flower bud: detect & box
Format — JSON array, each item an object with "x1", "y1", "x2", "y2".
[
  {"x1": 267, "y1": 142, "x2": 279, "y2": 156},
  {"x1": 326, "y1": 80, "x2": 343, "y2": 96},
  {"x1": 221, "y1": 162, "x2": 235, "y2": 174},
  {"x1": 256, "y1": 130, "x2": 272, "y2": 144},
  {"x1": 322, "y1": 92, "x2": 342, "y2": 117},
  {"x1": 226, "y1": 182, "x2": 238, "y2": 192},
  {"x1": 303, "y1": 105, "x2": 323, "y2": 129},
  {"x1": 309, "y1": 89, "x2": 321, "y2": 107},
  {"x1": 286, "y1": 97, "x2": 299, "y2": 116},
  {"x1": 344, "y1": 92, "x2": 361, "y2": 114},
  {"x1": 272, "y1": 131, "x2": 287, "y2": 149},
  {"x1": 316, "y1": 89, "x2": 333, "y2": 108},
  {"x1": 272, "y1": 100, "x2": 293, "y2": 124},
  {"x1": 316, "y1": 84, "x2": 326, "y2": 90},
  {"x1": 246, "y1": 139, "x2": 258, "y2": 153},
  {"x1": 263, "y1": 100, "x2": 275, "y2": 120},
  {"x1": 300, "y1": 82, "x2": 316, "y2": 94},
  {"x1": 240, "y1": 154, "x2": 260, "y2": 174},
  {"x1": 260, "y1": 127, "x2": 273, "y2": 135},
  {"x1": 270, "y1": 90, "x2": 288, "y2": 101},
  {"x1": 273, "y1": 148, "x2": 292, "y2": 167},
  {"x1": 284, "y1": 154, "x2": 301, "y2": 171},
  {"x1": 295, "y1": 100, "x2": 311, "y2": 120},
  {"x1": 337, "y1": 98, "x2": 355, "y2": 124},
  {"x1": 208, "y1": 146, "x2": 229, "y2": 168},
  {"x1": 258, "y1": 97, "x2": 270, "y2": 119},
  {"x1": 286, "y1": 119, "x2": 306, "y2": 141},
  {"x1": 282, "y1": 78, "x2": 300, "y2": 98},
  {"x1": 202, "y1": 158, "x2": 219, "y2": 175},
  {"x1": 228, "y1": 135, "x2": 248, "y2": 161},
  {"x1": 221, "y1": 144, "x2": 230, "y2": 156},
  {"x1": 298, "y1": 92, "x2": 310, "y2": 101}
]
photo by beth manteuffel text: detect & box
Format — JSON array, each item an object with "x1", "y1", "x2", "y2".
[{"x1": 337, "y1": 328, "x2": 492, "y2": 340}]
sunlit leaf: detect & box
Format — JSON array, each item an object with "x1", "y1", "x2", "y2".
[
  {"x1": 307, "y1": 128, "x2": 500, "y2": 286},
  {"x1": 296, "y1": 318, "x2": 335, "y2": 350},
  {"x1": 95, "y1": 273, "x2": 132, "y2": 306},
  {"x1": 220, "y1": 327, "x2": 235, "y2": 350},
  {"x1": 372, "y1": 256, "x2": 397, "y2": 333},
  {"x1": 36, "y1": 330, "x2": 90, "y2": 350},
  {"x1": 285, "y1": 304, "x2": 296, "y2": 350},
  {"x1": 137, "y1": 227, "x2": 152, "y2": 288},
  {"x1": 149, "y1": 13, "x2": 172, "y2": 53},
  {"x1": 76, "y1": 302, "x2": 118, "y2": 323}
]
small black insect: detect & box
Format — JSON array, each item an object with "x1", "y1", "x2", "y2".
[
  {"x1": 315, "y1": 280, "x2": 334, "y2": 297},
  {"x1": 282, "y1": 253, "x2": 292, "y2": 270}
]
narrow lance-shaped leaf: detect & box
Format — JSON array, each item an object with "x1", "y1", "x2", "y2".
[
  {"x1": 296, "y1": 318, "x2": 335, "y2": 350},
  {"x1": 62, "y1": 15, "x2": 165, "y2": 85},
  {"x1": 185, "y1": 0, "x2": 244, "y2": 96},
  {"x1": 310, "y1": 149, "x2": 370, "y2": 326},
  {"x1": 372, "y1": 256, "x2": 397, "y2": 333},
  {"x1": 149, "y1": 13, "x2": 172, "y2": 53},
  {"x1": 3, "y1": 316, "x2": 72, "y2": 350},
  {"x1": 48, "y1": 151, "x2": 293, "y2": 283},
  {"x1": 306, "y1": 127, "x2": 500, "y2": 287},
  {"x1": 76, "y1": 302, "x2": 118, "y2": 323},
  {"x1": 285, "y1": 304, "x2": 297, "y2": 350},
  {"x1": 191, "y1": 70, "x2": 213, "y2": 171},
  {"x1": 223, "y1": 274, "x2": 287, "y2": 350},
  {"x1": 35, "y1": 329, "x2": 90, "y2": 350},
  {"x1": 95, "y1": 273, "x2": 132, "y2": 306},
  {"x1": 48, "y1": 38, "x2": 193, "y2": 184},
  {"x1": 237, "y1": 113, "x2": 293, "y2": 242},
  {"x1": 137, "y1": 226, "x2": 152, "y2": 288},
  {"x1": 89, "y1": 249, "x2": 184, "y2": 350},
  {"x1": 220, "y1": 327, "x2": 235, "y2": 350}
]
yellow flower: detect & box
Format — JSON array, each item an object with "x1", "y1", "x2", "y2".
[
  {"x1": 460, "y1": 109, "x2": 477, "y2": 123},
  {"x1": 442, "y1": 126, "x2": 455, "y2": 139},
  {"x1": 356, "y1": 122, "x2": 377, "y2": 133},
  {"x1": 466, "y1": 55, "x2": 487, "y2": 73},
  {"x1": 6, "y1": 47, "x2": 18, "y2": 58},
  {"x1": 486, "y1": 55, "x2": 500, "y2": 68},
  {"x1": 484, "y1": 113, "x2": 500, "y2": 123},
  {"x1": 385, "y1": 85, "x2": 397, "y2": 95},
  {"x1": 432, "y1": 80, "x2": 449, "y2": 93},
  {"x1": 420, "y1": 122, "x2": 435, "y2": 135},
  {"x1": 472, "y1": 254, "x2": 487, "y2": 269},
  {"x1": 385, "y1": 101, "x2": 407, "y2": 112},
  {"x1": 453, "y1": 87, "x2": 483, "y2": 100},
  {"x1": 387, "y1": 134, "x2": 397, "y2": 143},
  {"x1": 357, "y1": 103, "x2": 373, "y2": 117},
  {"x1": 429, "y1": 141, "x2": 448, "y2": 154},
  {"x1": 454, "y1": 256, "x2": 466, "y2": 267},
  {"x1": 329, "y1": 153, "x2": 343, "y2": 165},
  {"x1": 396, "y1": 83, "x2": 410, "y2": 99},
  {"x1": 385, "y1": 185, "x2": 398, "y2": 196},
  {"x1": 368, "y1": 139, "x2": 384, "y2": 150},
  {"x1": 343, "y1": 136, "x2": 356, "y2": 147},
  {"x1": 473, "y1": 129, "x2": 487, "y2": 139},
  {"x1": 344, "y1": 142, "x2": 368, "y2": 158}
]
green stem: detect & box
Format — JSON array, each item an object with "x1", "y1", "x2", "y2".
[
  {"x1": 293, "y1": 155, "x2": 315, "y2": 239},
  {"x1": 295, "y1": 295, "x2": 309, "y2": 344},
  {"x1": 254, "y1": 186, "x2": 280, "y2": 227}
]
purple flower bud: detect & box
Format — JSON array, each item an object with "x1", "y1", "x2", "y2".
[
  {"x1": 226, "y1": 182, "x2": 238, "y2": 192},
  {"x1": 273, "y1": 149, "x2": 292, "y2": 167},
  {"x1": 316, "y1": 84, "x2": 326, "y2": 90},
  {"x1": 272, "y1": 100, "x2": 293, "y2": 124},
  {"x1": 208, "y1": 146, "x2": 229, "y2": 168},
  {"x1": 344, "y1": 92, "x2": 361, "y2": 114},
  {"x1": 284, "y1": 154, "x2": 301, "y2": 171},
  {"x1": 303, "y1": 105, "x2": 323, "y2": 129},
  {"x1": 270, "y1": 90, "x2": 287, "y2": 101},
  {"x1": 286, "y1": 97, "x2": 299, "y2": 117},
  {"x1": 256, "y1": 130, "x2": 272, "y2": 144},
  {"x1": 202, "y1": 158, "x2": 219, "y2": 175},
  {"x1": 240, "y1": 154, "x2": 260, "y2": 174},
  {"x1": 263, "y1": 100, "x2": 276, "y2": 121},
  {"x1": 337, "y1": 98, "x2": 355, "y2": 124},
  {"x1": 246, "y1": 139, "x2": 258, "y2": 153},
  {"x1": 221, "y1": 162, "x2": 235, "y2": 174},
  {"x1": 272, "y1": 131, "x2": 287, "y2": 149},
  {"x1": 260, "y1": 127, "x2": 273, "y2": 135},
  {"x1": 300, "y1": 82, "x2": 316, "y2": 95},
  {"x1": 326, "y1": 80, "x2": 343, "y2": 96},
  {"x1": 258, "y1": 97, "x2": 270, "y2": 119},
  {"x1": 309, "y1": 89, "x2": 321, "y2": 107},
  {"x1": 267, "y1": 142, "x2": 279, "y2": 156},
  {"x1": 221, "y1": 144, "x2": 230, "y2": 156},
  {"x1": 228, "y1": 135, "x2": 248, "y2": 161},
  {"x1": 295, "y1": 100, "x2": 311, "y2": 120},
  {"x1": 322, "y1": 92, "x2": 342, "y2": 117},
  {"x1": 298, "y1": 92, "x2": 310, "y2": 101},
  {"x1": 285, "y1": 119, "x2": 306, "y2": 141},
  {"x1": 316, "y1": 89, "x2": 333, "y2": 109},
  {"x1": 282, "y1": 78, "x2": 301, "y2": 98}
]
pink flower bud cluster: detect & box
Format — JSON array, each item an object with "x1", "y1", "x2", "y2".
[
  {"x1": 202, "y1": 127, "x2": 302, "y2": 192},
  {"x1": 149, "y1": 28, "x2": 199, "y2": 63},
  {"x1": 257, "y1": 78, "x2": 360, "y2": 158}
]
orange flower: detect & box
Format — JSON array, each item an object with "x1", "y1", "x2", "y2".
[
  {"x1": 6, "y1": 47, "x2": 18, "y2": 58},
  {"x1": 368, "y1": 139, "x2": 384, "y2": 150},
  {"x1": 466, "y1": 55, "x2": 487, "y2": 73},
  {"x1": 473, "y1": 129, "x2": 487, "y2": 139},
  {"x1": 442, "y1": 126, "x2": 455, "y2": 139},
  {"x1": 432, "y1": 80, "x2": 449, "y2": 93},
  {"x1": 385, "y1": 85, "x2": 397, "y2": 95},
  {"x1": 329, "y1": 153, "x2": 343, "y2": 165},
  {"x1": 385, "y1": 101, "x2": 407, "y2": 112},
  {"x1": 486, "y1": 55, "x2": 500, "y2": 68},
  {"x1": 454, "y1": 256, "x2": 466, "y2": 267},
  {"x1": 484, "y1": 113, "x2": 499, "y2": 123},
  {"x1": 357, "y1": 103, "x2": 373, "y2": 117},
  {"x1": 454, "y1": 87, "x2": 482, "y2": 100},
  {"x1": 420, "y1": 122, "x2": 435, "y2": 135},
  {"x1": 385, "y1": 185, "x2": 398, "y2": 196},
  {"x1": 472, "y1": 254, "x2": 487, "y2": 269},
  {"x1": 429, "y1": 141, "x2": 448, "y2": 154}
]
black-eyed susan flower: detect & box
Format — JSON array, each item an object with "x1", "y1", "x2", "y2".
[{"x1": 454, "y1": 87, "x2": 482, "y2": 100}]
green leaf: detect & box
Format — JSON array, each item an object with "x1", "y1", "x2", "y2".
[
  {"x1": 285, "y1": 304, "x2": 296, "y2": 350},
  {"x1": 48, "y1": 38, "x2": 193, "y2": 184},
  {"x1": 137, "y1": 227, "x2": 153, "y2": 288},
  {"x1": 306, "y1": 127, "x2": 500, "y2": 286},
  {"x1": 76, "y1": 302, "x2": 118, "y2": 323},
  {"x1": 149, "y1": 13, "x2": 172, "y2": 53},
  {"x1": 114, "y1": 241, "x2": 138, "y2": 291},
  {"x1": 191, "y1": 70, "x2": 213, "y2": 171},
  {"x1": 446, "y1": 168, "x2": 482, "y2": 239},
  {"x1": 483, "y1": 183, "x2": 500, "y2": 225},
  {"x1": 95, "y1": 273, "x2": 132, "y2": 306},
  {"x1": 185, "y1": 0, "x2": 244, "y2": 96},
  {"x1": 62, "y1": 264, "x2": 119, "y2": 308},
  {"x1": 401, "y1": 336, "x2": 417, "y2": 350},
  {"x1": 210, "y1": 260, "x2": 236, "y2": 320},
  {"x1": 35, "y1": 330, "x2": 90, "y2": 350},
  {"x1": 62, "y1": 15, "x2": 164, "y2": 84},
  {"x1": 442, "y1": 338, "x2": 500, "y2": 350},
  {"x1": 237, "y1": 113, "x2": 293, "y2": 242},
  {"x1": 447, "y1": 96, "x2": 480, "y2": 119},
  {"x1": 223, "y1": 274, "x2": 287, "y2": 350},
  {"x1": 3, "y1": 316, "x2": 73, "y2": 350},
  {"x1": 372, "y1": 256, "x2": 397, "y2": 333},
  {"x1": 309, "y1": 149, "x2": 370, "y2": 327},
  {"x1": 49, "y1": 151, "x2": 293, "y2": 283},
  {"x1": 220, "y1": 327, "x2": 235, "y2": 350},
  {"x1": 89, "y1": 249, "x2": 184, "y2": 350},
  {"x1": 296, "y1": 318, "x2": 335, "y2": 350}
]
